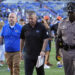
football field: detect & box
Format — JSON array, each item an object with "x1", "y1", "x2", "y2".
[{"x1": 0, "y1": 40, "x2": 65, "y2": 75}]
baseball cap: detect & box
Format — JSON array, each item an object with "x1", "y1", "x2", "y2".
[{"x1": 63, "y1": 2, "x2": 75, "y2": 12}]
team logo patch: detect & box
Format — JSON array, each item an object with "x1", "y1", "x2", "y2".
[
  {"x1": 15, "y1": 30, "x2": 18, "y2": 32},
  {"x1": 46, "y1": 32, "x2": 49, "y2": 35},
  {"x1": 36, "y1": 30, "x2": 40, "y2": 33},
  {"x1": 62, "y1": 25, "x2": 66, "y2": 29}
]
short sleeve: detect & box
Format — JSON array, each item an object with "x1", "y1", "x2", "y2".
[
  {"x1": 20, "y1": 26, "x2": 25, "y2": 39},
  {"x1": 41, "y1": 25, "x2": 49, "y2": 39}
]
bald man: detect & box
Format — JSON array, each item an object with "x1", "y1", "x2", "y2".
[{"x1": 0, "y1": 13, "x2": 22, "y2": 75}]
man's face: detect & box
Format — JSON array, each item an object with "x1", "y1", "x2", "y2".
[
  {"x1": 68, "y1": 12, "x2": 75, "y2": 21},
  {"x1": 27, "y1": 14, "x2": 37, "y2": 26},
  {"x1": 67, "y1": 2, "x2": 75, "y2": 21},
  {"x1": 8, "y1": 13, "x2": 17, "y2": 25}
]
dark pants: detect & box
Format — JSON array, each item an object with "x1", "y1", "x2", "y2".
[
  {"x1": 62, "y1": 49, "x2": 75, "y2": 75},
  {"x1": 55, "y1": 37, "x2": 59, "y2": 54},
  {"x1": 24, "y1": 54, "x2": 45, "y2": 75}
]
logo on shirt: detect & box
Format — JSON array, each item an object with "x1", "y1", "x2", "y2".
[
  {"x1": 36, "y1": 30, "x2": 40, "y2": 33},
  {"x1": 15, "y1": 30, "x2": 18, "y2": 32},
  {"x1": 46, "y1": 32, "x2": 49, "y2": 35},
  {"x1": 62, "y1": 25, "x2": 66, "y2": 29}
]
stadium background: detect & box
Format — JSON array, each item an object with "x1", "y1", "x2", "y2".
[{"x1": 0, "y1": 0, "x2": 75, "y2": 75}]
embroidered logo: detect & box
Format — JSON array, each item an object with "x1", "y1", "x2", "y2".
[
  {"x1": 15, "y1": 30, "x2": 18, "y2": 32},
  {"x1": 36, "y1": 30, "x2": 40, "y2": 33},
  {"x1": 46, "y1": 32, "x2": 49, "y2": 35}
]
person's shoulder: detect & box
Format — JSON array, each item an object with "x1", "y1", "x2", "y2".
[
  {"x1": 58, "y1": 18, "x2": 68, "y2": 29},
  {"x1": 16, "y1": 23, "x2": 22, "y2": 27},
  {"x1": 58, "y1": 19, "x2": 64, "y2": 26},
  {"x1": 37, "y1": 22, "x2": 45, "y2": 28},
  {"x1": 22, "y1": 23, "x2": 29, "y2": 29},
  {"x1": 15, "y1": 23, "x2": 23, "y2": 30},
  {"x1": 21, "y1": 23, "x2": 29, "y2": 32},
  {"x1": 2, "y1": 24, "x2": 9, "y2": 29},
  {"x1": 60, "y1": 18, "x2": 68, "y2": 25},
  {"x1": 37, "y1": 22, "x2": 43, "y2": 25}
]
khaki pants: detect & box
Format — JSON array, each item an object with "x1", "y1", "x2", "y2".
[{"x1": 5, "y1": 52, "x2": 20, "y2": 75}]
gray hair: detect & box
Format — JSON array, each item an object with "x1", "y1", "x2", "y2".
[{"x1": 26, "y1": 11, "x2": 36, "y2": 17}]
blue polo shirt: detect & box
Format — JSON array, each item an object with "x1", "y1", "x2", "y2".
[{"x1": 1, "y1": 23, "x2": 22, "y2": 52}]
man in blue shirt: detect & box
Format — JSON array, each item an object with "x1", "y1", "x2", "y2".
[{"x1": 0, "y1": 13, "x2": 22, "y2": 75}]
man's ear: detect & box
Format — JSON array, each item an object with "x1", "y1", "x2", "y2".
[{"x1": 16, "y1": 18, "x2": 18, "y2": 22}]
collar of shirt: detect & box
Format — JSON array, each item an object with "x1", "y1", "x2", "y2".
[
  {"x1": 10, "y1": 25, "x2": 15, "y2": 28},
  {"x1": 28, "y1": 22, "x2": 38, "y2": 29},
  {"x1": 8, "y1": 23, "x2": 17, "y2": 29},
  {"x1": 65, "y1": 18, "x2": 75, "y2": 23},
  {"x1": 65, "y1": 18, "x2": 69, "y2": 22}
]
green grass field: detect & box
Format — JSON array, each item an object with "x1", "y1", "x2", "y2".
[{"x1": 0, "y1": 40, "x2": 65, "y2": 75}]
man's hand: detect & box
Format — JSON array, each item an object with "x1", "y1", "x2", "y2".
[
  {"x1": 40, "y1": 51, "x2": 45, "y2": 57},
  {"x1": 56, "y1": 53, "x2": 61, "y2": 61},
  {"x1": 20, "y1": 51, "x2": 23, "y2": 60},
  {"x1": 42, "y1": 19, "x2": 50, "y2": 29}
]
